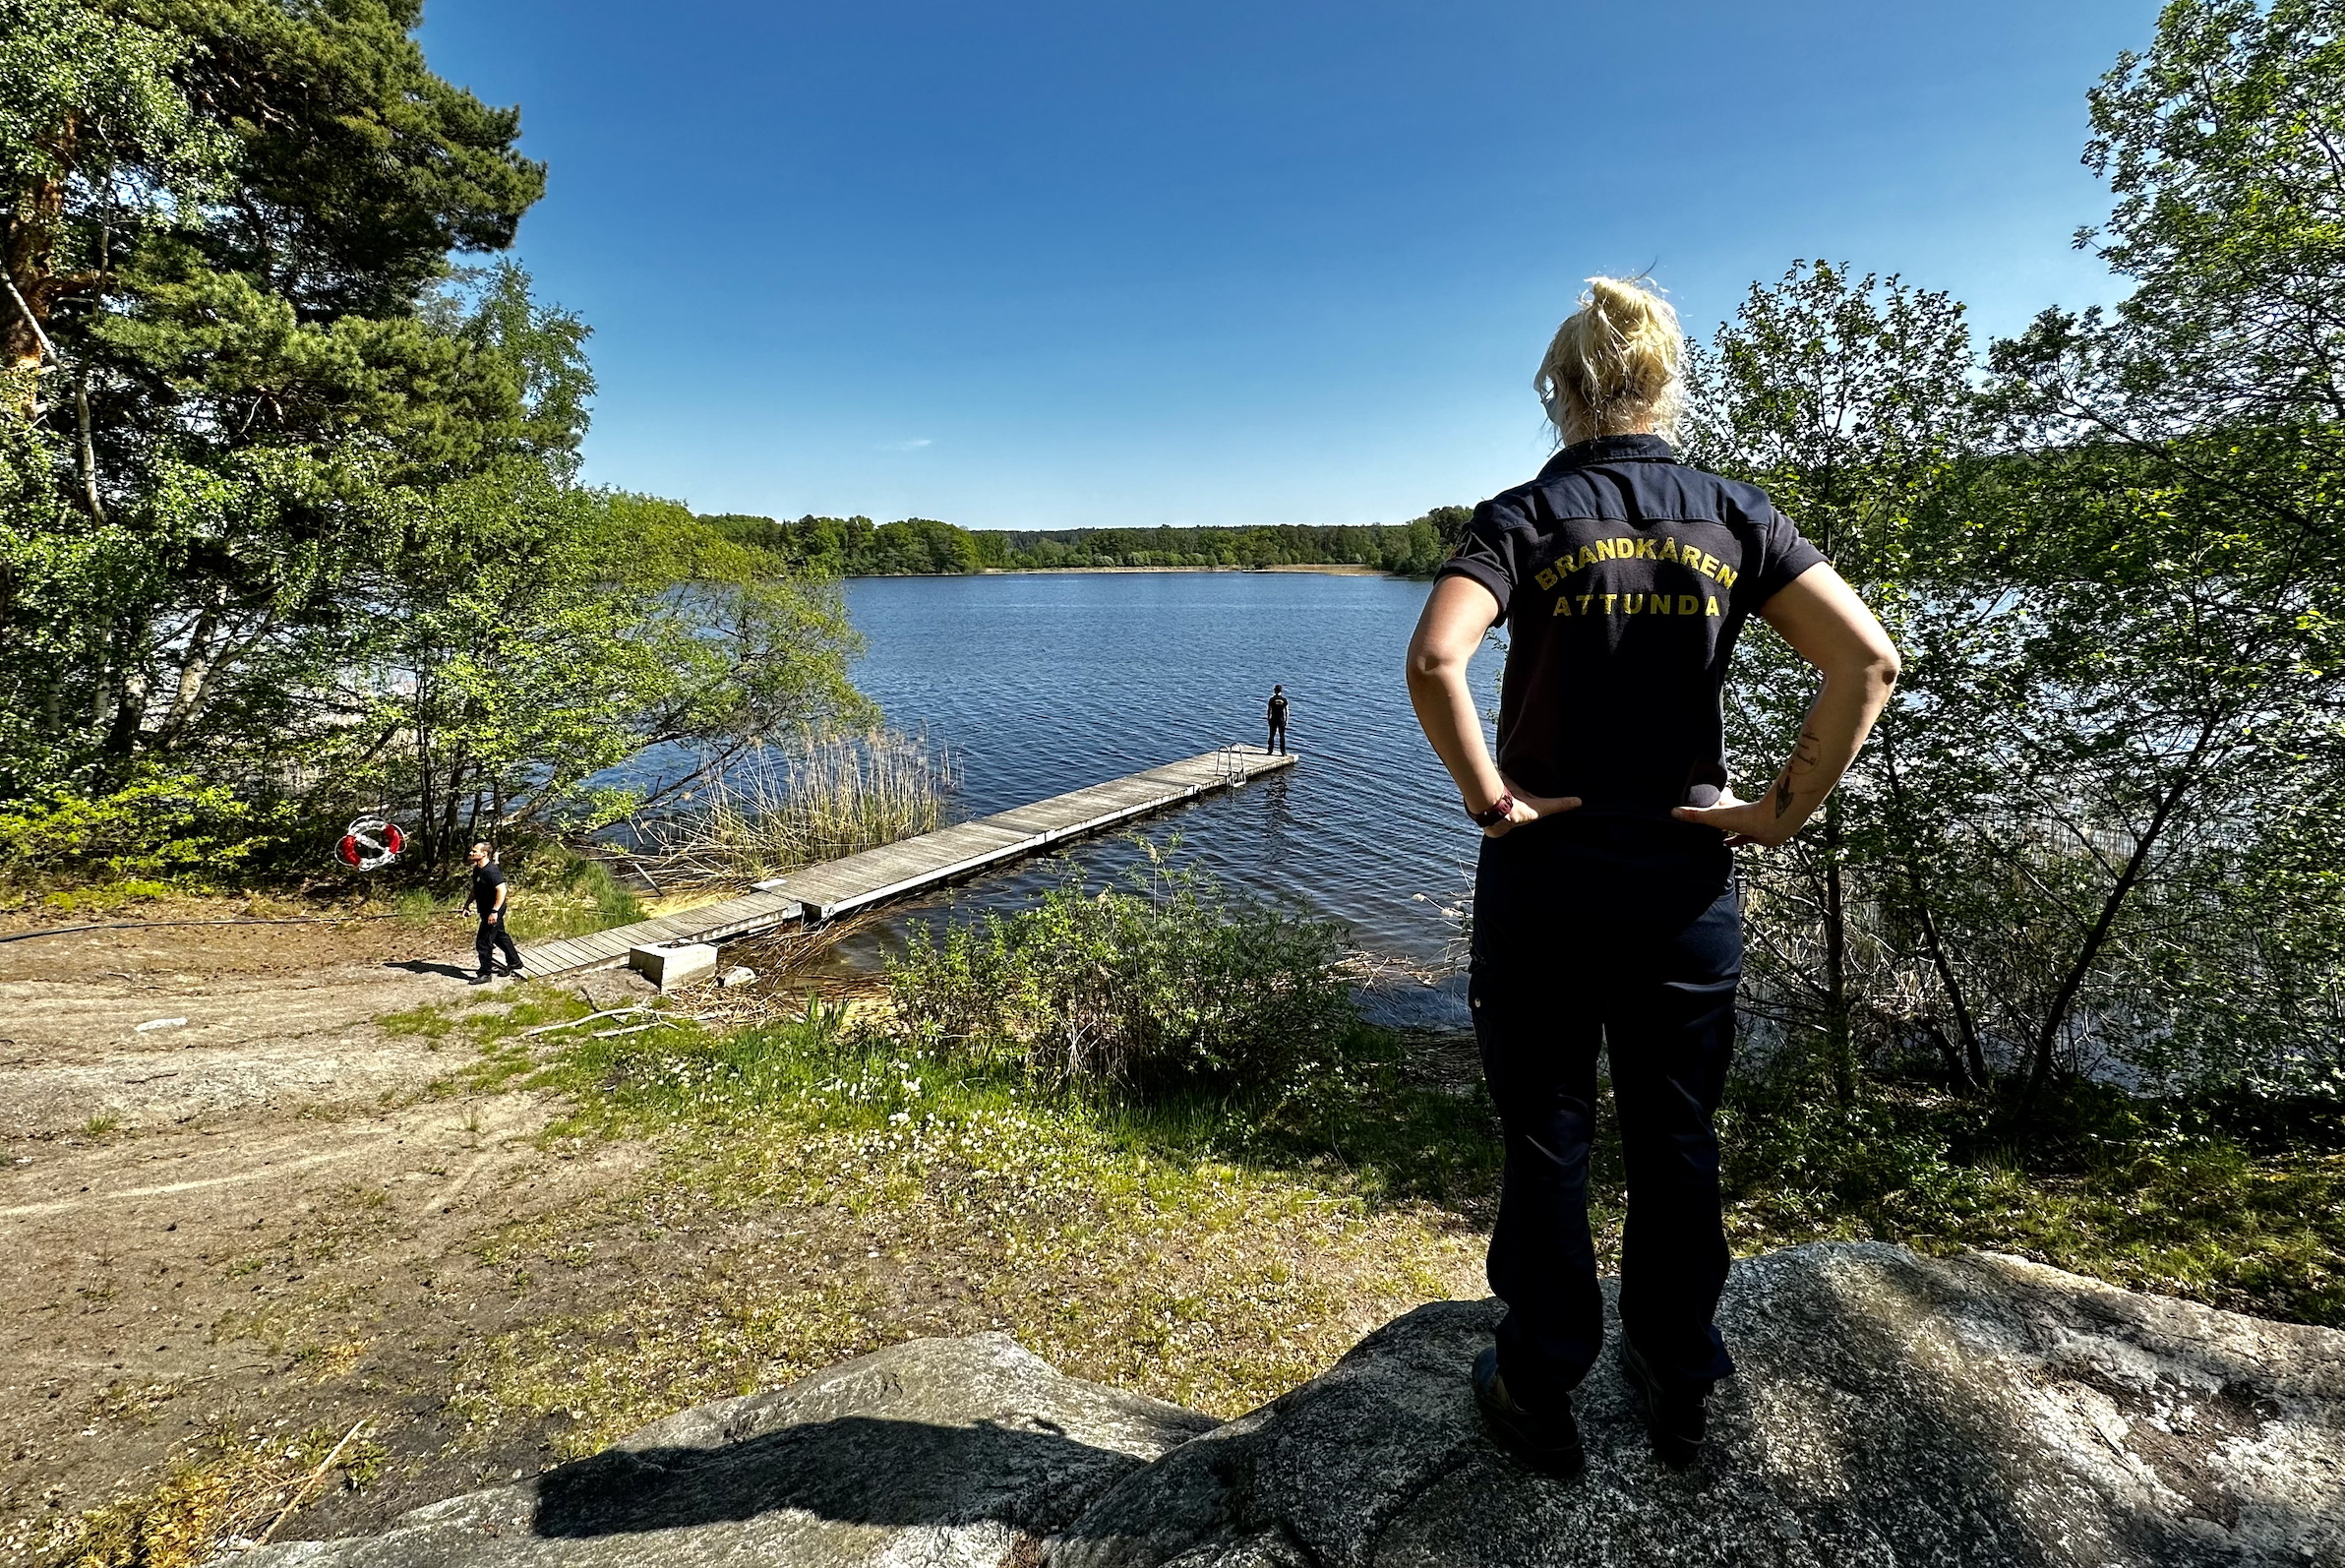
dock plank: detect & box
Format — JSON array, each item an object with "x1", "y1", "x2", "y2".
[{"x1": 507, "y1": 746, "x2": 1297, "y2": 977}]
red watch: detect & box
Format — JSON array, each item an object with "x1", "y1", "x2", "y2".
[{"x1": 1470, "y1": 792, "x2": 1515, "y2": 828}]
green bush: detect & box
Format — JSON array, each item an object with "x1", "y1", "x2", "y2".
[
  {"x1": 885, "y1": 841, "x2": 1355, "y2": 1100},
  {"x1": 0, "y1": 770, "x2": 290, "y2": 884}
]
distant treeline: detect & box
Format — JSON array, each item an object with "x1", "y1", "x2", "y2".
[{"x1": 699, "y1": 510, "x2": 1474, "y2": 576}]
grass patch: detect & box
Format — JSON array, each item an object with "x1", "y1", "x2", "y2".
[
  {"x1": 377, "y1": 984, "x2": 603, "y2": 1089},
  {"x1": 502, "y1": 849, "x2": 644, "y2": 942},
  {"x1": 440, "y1": 979, "x2": 2345, "y2": 1460},
  {"x1": 34, "y1": 1423, "x2": 386, "y2": 1568},
  {"x1": 427, "y1": 1001, "x2": 1494, "y2": 1444},
  {"x1": 446, "y1": 1278, "x2": 885, "y2": 1454},
  {"x1": 35, "y1": 878, "x2": 179, "y2": 914},
  {"x1": 1709, "y1": 1076, "x2": 2345, "y2": 1326},
  {"x1": 378, "y1": 986, "x2": 592, "y2": 1046},
  {"x1": 541, "y1": 997, "x2": 1497, "y2": 1215}
]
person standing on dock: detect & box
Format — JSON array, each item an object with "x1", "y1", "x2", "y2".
[
  {"x1": 1265, "y1": 685, "x2": 1290, "y2": 754},
  {"x1": 1405, "y1": 277, "x2": 1897, "y2": 1478},
  {"x1": 461, "y1": 842, "x2": 524, "y2": 982}
]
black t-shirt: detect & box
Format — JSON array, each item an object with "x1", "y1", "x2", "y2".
[
  {"x1": 1268, "y1": 694, "x2": 1288, "y2": 722},
  {"x1": 470, "y1": 864, "x2": 508, "y2": 916},
  {"x1": 1436, "y1": 434, "x2": 1823, "y2": 818}
]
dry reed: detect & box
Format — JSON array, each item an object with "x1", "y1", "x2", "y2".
[{"x1": 632, "y1": 729, "x2": 956, "y2": 886}]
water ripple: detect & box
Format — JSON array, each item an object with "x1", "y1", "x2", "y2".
[{"x1": 834, "y1": 572, "x2": 1489, "y2": 967}]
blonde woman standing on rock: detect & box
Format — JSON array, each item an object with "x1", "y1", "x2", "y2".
[{"x1": 1406, "y1": 277, "x2": 1899, "y2": 1476}]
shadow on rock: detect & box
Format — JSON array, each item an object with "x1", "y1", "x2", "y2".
[{"x1": 532, "y1": 1415, "x2": 1134, "y2": 1538}]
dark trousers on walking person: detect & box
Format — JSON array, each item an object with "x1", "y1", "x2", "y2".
[
  {"x1": 477, "y1": 914, "x2": 522, "y2": 978},
  {"x1": 1470, "y1": 814, "x2": 1740, "y2": 1413},
  {"x1": 1267, "y1": 720, "x2": 1287, "y2": 754}
]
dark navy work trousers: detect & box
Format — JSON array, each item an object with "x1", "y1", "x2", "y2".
[
  {"x1": 476, "y1": 914, "x2": 522, "y2": 977},
  {"x1": 1471, "y1": 814, "x2": 1741, "y2": 1410}
]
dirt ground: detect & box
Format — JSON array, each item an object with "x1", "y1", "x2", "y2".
[
  {"x1": 0, "y1": 906, "x2": 1490, "y2": 1566},
  {"x1": 0, "y1": 911, "x2": 678, "y2": 1562}
]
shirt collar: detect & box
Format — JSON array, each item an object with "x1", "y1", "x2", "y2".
[{"x1": 1536, "y1": 433, "x2": 1675, "y2": 478}]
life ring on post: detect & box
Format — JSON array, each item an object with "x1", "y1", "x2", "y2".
[{"x1": 335, "y1": 816, "x2": 406, "y2": 871}]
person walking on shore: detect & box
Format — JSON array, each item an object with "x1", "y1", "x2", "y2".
[
  {"x1": 1266, "y1": 685, "x2": 1289, "y2": 754},
  {"x1": 1405, "y1": 277, "x2": 1897, "y2": 1477},
  {"x1": 460, "y1": 842, "x2": 524, "y2": 982}
]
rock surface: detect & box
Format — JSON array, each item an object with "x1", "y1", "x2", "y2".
[
  {"x1": 1057, "y1": 1243, "x2": 2345, "y2": 1566},
  {"x1": 239, "y1": 1243, "x2": 2345, "y2": 1568},
  {"x1": 238, "y1": 1331, "x2": 1213, "y2": 1567}
]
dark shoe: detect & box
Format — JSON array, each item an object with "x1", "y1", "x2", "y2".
[
  {"x1": 472, "y1": 971, "x2": 495, "y2": 985},
  {"x1": 1472, "y1": 1346, "x2": 1584, "y2": 1478},
  {"x1": 1620, "y1": 1338, "x2": 1707, "y2": 1467}
]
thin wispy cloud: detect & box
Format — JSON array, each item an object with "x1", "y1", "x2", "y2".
[{"x1": 877, "y1": 438, "x2": 933, "y2": 452}]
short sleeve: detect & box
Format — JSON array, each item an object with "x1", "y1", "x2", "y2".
[
  {"x1": 1433, "y1": 499, "x2": 1524, "y2": 624},
  {"x1": 1749, "y1": 506, "x2": 1825, "y2": 605}
]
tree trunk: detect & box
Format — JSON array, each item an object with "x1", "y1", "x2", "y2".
[
  {"x1": 1823, "y1": 795, "x2": 1853, "y2": 1106},
  {"x1": 72, "y1": 363, "x2": 103, "y2": 522},
  {"x1": 2, "y1": 165, "x2": 67, "y2": 384},
  {"x1": 1912, "y1": 890, "x2": 1985, "y2": 1090},
  {"x1": 98, "y1": 617, "x2": 150, "y2": 760},
  {"x1": 3, "y1": 114, "x2": 90, "y2": 411},
  {"x1": 1879, "y1": 750, "x2": 1987, "y2": 1090},
  {"x1": 415, "y1": 676, "x2": 438, "y2": 872},
  {"x1": 439, "y1": 751, "x2": 468, "y2": 871},
  {"x1": 2020, "y1": 717, "x2": 2218, "y2": 1106},
  {"x1": 155, "y1": 588, "x2": 245, "y2": 749}
]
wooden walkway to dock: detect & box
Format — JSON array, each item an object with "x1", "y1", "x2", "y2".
[{"x1": 513, "y1": 745, "x2": 1297, "y2": 979}]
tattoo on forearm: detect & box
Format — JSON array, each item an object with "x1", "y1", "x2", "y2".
[{"x1": 1772, "y1": 728, "x2": 1825, "y2": 818}]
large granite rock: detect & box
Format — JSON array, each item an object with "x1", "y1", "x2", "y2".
[
  {"x1": 239, "y1": 1244, "x2": 2345, "y2": 1568},
  {"x1": 1055, "y1": 1243, "x2": 2344, "y2": 1566},
  {"x1": 239, "y1": 1331, "x2": 1214, "y2": 1567}
]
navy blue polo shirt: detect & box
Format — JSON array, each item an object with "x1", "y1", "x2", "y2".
[{"x1": 1437, "y1": 434, "x2": 1823, "y2": 816}]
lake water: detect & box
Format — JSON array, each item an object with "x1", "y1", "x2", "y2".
[{"x1": 829, "y1": 571, "x2": 1491, "y2": 1000}]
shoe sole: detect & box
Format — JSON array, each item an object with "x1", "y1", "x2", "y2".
[
  {"x1": 1473, "y1": 1375, "x2": 1586, "y2": 1478},
  {"x1": 1619, "y1": 1344, "x2": 1702, "y2": 1467}
]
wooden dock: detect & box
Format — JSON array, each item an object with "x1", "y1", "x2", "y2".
[{"x1": 512, "y1": 745, "x2": 1297, "y2": 979}]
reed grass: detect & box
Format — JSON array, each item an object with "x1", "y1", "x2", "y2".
[{"x1": 633, "y1": 729, "x2": 955, "y2": 885}]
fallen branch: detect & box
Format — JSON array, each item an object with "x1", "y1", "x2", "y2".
[
  {"x1": 523, "y1": 1006, "x2": 648, "y2": 1036},
  {"x1": 252, "y1": 1418, "x2": 370, "y2": 1546}
]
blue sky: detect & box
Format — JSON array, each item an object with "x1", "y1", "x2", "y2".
[{"x1": 416, "y1": 1, "x2": 2160, "y2": 530}]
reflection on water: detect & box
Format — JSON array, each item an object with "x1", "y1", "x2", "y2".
[{"x1": 820, "y1": 572, "x2": 1491, "y2": 995}]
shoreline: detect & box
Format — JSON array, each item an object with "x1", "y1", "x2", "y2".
[{"x1": 859, "y1": 564, "x2": 1408, "y2": 578}]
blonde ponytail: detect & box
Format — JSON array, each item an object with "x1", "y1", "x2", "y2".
[{"x1": 1534, "y1": 276, "x2": 1685, "y2": 447}]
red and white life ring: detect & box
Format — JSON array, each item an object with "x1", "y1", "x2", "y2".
[{"x1": 335, "y1": 817, "x2": 406, "y2": 871}]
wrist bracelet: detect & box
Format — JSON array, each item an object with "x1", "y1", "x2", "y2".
[{"x1": 1470, "y1": 792, "x2": 1514, "y2": 828}]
